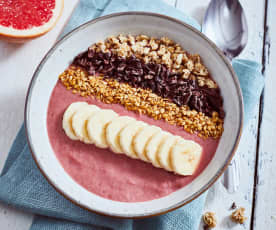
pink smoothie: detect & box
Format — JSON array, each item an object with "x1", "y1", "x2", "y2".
[{"x1": 47, "y1": 81, "x2": 220, "y2": 202}]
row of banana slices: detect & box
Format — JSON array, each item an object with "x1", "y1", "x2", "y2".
[{"x1": 62, "y1": 102, "x2": 202, "y2": 176}]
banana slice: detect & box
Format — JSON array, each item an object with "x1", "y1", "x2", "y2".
[
  {"x1": 170, "y1": 139, "x2": 202, "y2": 175},
  {"x1": 158, "y1": 135, "x2": 181, "y2": 171},
  {"x1": 145, "y1": 131, "x2": 170, "y2": 168},
  {"x1": 63, "y1": 102, "x2": 88, "y2": 140},
  {"x1": 71, "y1": 104, "x2": 100, "y2": 143},
  {"x1": 119, "y1": 121, "x2": 146, "y2": 159},
  {"x1": 106, "y1": 116, "x2": 135, "y2": 153},
  {"x1": 64, "y1": 103, "x2": 203, "y2": 176},
  {"x1": 87, "y1": 109, "x2": 118, "y2": 148},
  {"x1": 133, "y1": 125, "x2": 161, "y2": 162}
]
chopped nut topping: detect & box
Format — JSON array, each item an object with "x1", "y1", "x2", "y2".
[
  {"x1": 203, "y1": 212, "x2": 217, "y2": 228},
  {"x1": 90, "y1": 35, "x2": 217, "y2": 88},
  {"x1": 231, "y1": 207, "x2": 247, "y2": 224},
  {"x1": 59, "y1": 67, "x2": 224, "y2": 139}
]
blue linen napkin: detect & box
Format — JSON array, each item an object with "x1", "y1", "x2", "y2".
[{"x1": 0, "y1": 0, "x2": 264, "y2": 229}]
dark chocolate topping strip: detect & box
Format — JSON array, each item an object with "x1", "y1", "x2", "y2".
[{"x1": 73, "y1": 50, "x2": 224, "y2": 118}]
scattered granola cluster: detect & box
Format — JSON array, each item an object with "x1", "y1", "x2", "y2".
[
  {"x1": 202, "y1": 204, "x2": 247, "y2": 229},
  {"x1": 90, "y1": 34, "x2": 217, "y2": 88},
  {"x1": 231, "y1": 207, "x2": 247, "y2": 224},
  {"x1": 59, "y1": 67, "x2": 224, "y2": 139},
  {"x1": 203, "y1": 212, "x2": 217, "y2": 228}
]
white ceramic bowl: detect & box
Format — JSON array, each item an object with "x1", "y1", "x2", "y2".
[{"x1": 25, "y1": 12, "x2": 243, "y2": 218}]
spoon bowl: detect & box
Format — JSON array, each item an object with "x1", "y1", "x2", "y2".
[{"x1": 202, "y1": 0, "x2": 248, "y2": 59}]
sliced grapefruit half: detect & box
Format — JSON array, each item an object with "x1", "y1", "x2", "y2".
[{"x1": 0, "y1": 0, "x2": 64, "y2": 42}]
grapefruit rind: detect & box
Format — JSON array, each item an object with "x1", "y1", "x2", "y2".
[{"x1": 0, "y1": 0, "x2": 64, "y2": 41}]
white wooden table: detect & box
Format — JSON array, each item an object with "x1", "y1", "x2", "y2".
[{"x1": 0, "y1": 0, "x2": 275, "y2": 229}]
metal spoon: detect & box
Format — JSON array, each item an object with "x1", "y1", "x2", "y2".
[{"x1": 202, "y1": 0, "x2": 248, "y2": 193}]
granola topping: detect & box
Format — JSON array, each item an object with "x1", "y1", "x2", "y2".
[
  {"x1": 203, "y1": 211, "x2": 217, "y2": 228},
  {"x1": 231, "y1": 207, "x2": 247, "y2": 224},
  {"x1": 59, "y1": 67, "x2": 223, "y2": 139}
]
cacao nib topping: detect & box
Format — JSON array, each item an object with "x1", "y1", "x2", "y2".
[{"x1": 73, "y1": 51, "x2": 224, "y2": 118}]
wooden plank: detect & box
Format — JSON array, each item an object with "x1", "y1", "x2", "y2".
[
  {"x1": 175, "y1": 1, "x2": 265, "y2": 229},
  {"x1": 0, "y1": 207, "x2": 32, "y2": 230},
  {"x1": 252, "y1": 0, "x2": 276, "y2": 229},
  {"x1": 0, "y1": 1, "x2": 79, "y2": 230}
]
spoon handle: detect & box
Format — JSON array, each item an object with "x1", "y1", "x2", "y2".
[{"x1": 222, "y1": 152, "x2": 240, "y2": 193}]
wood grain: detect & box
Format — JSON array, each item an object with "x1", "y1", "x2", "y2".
[{"x1": 252, "y1": 0, "x2": 276, "y2": 228}]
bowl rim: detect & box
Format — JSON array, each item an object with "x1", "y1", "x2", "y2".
[{"x1": 24, "y1": 11, "x2": 244, "y2": 218}]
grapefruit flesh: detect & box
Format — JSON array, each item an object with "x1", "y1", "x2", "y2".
[{"x1": 0, "y1": 0, "x2": 63, "y2": 41}]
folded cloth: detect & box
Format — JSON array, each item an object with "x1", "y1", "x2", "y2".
[
  {"x1": 0, "y1": 0, "x2": 264, "y2": 230},
  {"x1": 232, "y1": 59, "x2": 264, "y2": 123}
]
